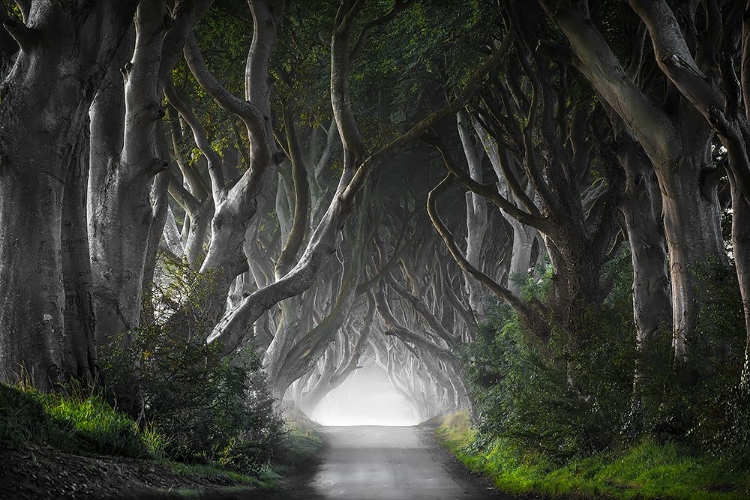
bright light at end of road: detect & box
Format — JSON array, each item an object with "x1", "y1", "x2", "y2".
[{"x1": 311, "y1": 364, "x2": 419, "y2": 426}]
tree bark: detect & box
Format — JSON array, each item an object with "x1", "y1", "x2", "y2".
[
  {"x1": 89, "y1": 1, "x2": 170, "y2": 359},
  {"x1": 615, "y1": 128, "x2": 672, "y2": 356},
  {"x1": 731, "y1": 170, "x2": 750, "y2": 389},
  {"x1": 457, "y1": 110, "x2": 489, "y2": 319},
  {"x1": 61, "y1": 127, "x2": 97, "y2": 382},
  {"x1": 538, "y1": 0, "x2": 727, "y2": 362},
  {"x1": 473, "y1": 116, "x2": 540, "y2": 295},
  {"x1": 0, "y1": 3, "x2": 137, "y2": 389}
]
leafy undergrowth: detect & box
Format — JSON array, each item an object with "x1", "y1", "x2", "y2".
[
  {"x1": 0, "y1": 383, "x2": 322, "y2": 499},
  {"x1": 436, "y1": 410, "x2": 750, "y2": 500}
]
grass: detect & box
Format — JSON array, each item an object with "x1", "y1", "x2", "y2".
[
  {"x1": 0, "y1": 382, "x2": 325, "y2": 498},
  {"x1": 436, "y1": 410, "x2": 750, "y2": 500},
  {"x1": 0, "y1": 381, "x2": 163, "y2": 458}
]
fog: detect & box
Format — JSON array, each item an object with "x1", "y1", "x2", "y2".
[{"x1": 311, "y1": 364, "x2": 419, "y2": 426}]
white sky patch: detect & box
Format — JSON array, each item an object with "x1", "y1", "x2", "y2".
[{"x1": 311, "y1": 364, "x2": 419, "y2": 426}]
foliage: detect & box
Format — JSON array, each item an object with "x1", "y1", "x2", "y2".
[
  {"x1": 462, "y1": 259, "x2": 635, "y2": 462},
  {"x1": 345, "y1": 0, "x2": 501, "y2": 150},
  {"x1": 623, "y1": 259, "x2": 746, "y2": 449},
  {"x1": 437, "y1": 411, "x2": 750, "y2": 500},
  {"x1": 101, "y1": 255, "x2": 284, "y2": 476},
  {"x1": 684, "y1": 260, "x2": 748, "y2": 457},
  {"x1": 463, "y1": 251, "x2": 750, "y2": 464},
  {"x1": 271, "y1": 0, "x2": 335, "y2": 126},
  {"x1": 457, "y1": 247, "x2": 750, "y2": 498},
  {"x1": 0, "y1": 382, "x2": 163, "y2": 459}
]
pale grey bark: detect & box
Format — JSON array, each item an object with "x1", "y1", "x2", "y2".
[
  {"x1": 731, "y1": 172, "x2": 750, "y2": 389},
  {"x1": 162, "y1": 205, "x2": 186, "y2": 259},
  {"x1": 62, "y1": 128, "x2": 97, "y2": 381},
  {"x1": 155, "y1": 0, "x2": 282, "y2": 341},
  {"x1": 0, "y1": 2, "x2": 136, "y2": 389},
  {"x1": 205, "y1": 5, "x2": 511, "y2": 357},
  {"x1": 267, "y1": 201, "x2": 371, "y2": 398},
  {"x1": 624, "y1": 0, "x2": 750, "y2": 384},
  {"x1": 87, "y1": 2, "x2": 174, "y2": 413},
  {"x1": 473, "y1": 116, "x2": 540, "y2": 295},
  {"x1": 613, "y1": 124, "x2": 672, "y2": 352},
  {"x1": 89, "y1": 2, "x2": 171, "y2": 363},
  {"x1": 457, "y1": 110, "x2": 489, "y2": 319}
]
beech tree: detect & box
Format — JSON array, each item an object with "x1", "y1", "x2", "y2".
[
  {"x1": 624, "y1": 0, "x2": 750, "y2": 386},
  {"x1": 537, "y1": 0, "x2": 730, "y2": 366},
  {"x1": 89, "y1": 0, "x2": 215, "y2": 412},
  {"x1": 0, "y1": 2, "x2": 138, "y2": 389},
  {"x1": 199, "y1": 0, "x2": 510, "y2": 395}
]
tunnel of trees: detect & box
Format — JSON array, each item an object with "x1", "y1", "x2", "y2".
[{"x1": 1, "y1": 0, "x2": 749, "y2": 480}]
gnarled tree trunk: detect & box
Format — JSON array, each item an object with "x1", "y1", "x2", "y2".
[{"x1": 0, "y1": 3, "x2": 136, "y2": 389}]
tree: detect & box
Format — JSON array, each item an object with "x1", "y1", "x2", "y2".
[
  {"x1": 203, "y1": 0, "x2": 510, "y2": 374},
  {"x1": 0, "y1": 1, "x2": 137, "y2": 389},
  {"x1": 623, "y1": 0, "x2": 750, "y2": 387},
  {"x1": 89, "y1": 0, "x2": 213, "y2": 413},
  {"x1": 537, "y1": 0, "x2": 729, "y2": 366}
]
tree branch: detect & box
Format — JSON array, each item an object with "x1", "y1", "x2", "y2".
[
  {"x1": 427, "y1": 174, "x2": 550, "y2": 342},
  {"x1": 275, "y1": 106, "x2": 311, "y2": 278},
  {"x1": 164, "y1": 79, "x2": 225, "y2": 200},
  {"x1": 538, "y1": 0, "x2": 675, "y2": 164},
  {"x1": 183, "y1": 32, "x2": 269, "y2": 169}
]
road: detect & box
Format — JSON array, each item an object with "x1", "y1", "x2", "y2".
[{"x1": 265, "y1": 425, "x2": 514, "y2": 500}]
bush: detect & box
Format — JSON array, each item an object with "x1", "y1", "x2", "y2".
[
  {"x1": 633, "y1": 261, "x2": 748, "y2": 451},
  {"x1": 101, "y1": 255, "x2": 284, "y2": 475},
  {"x1": 463, "y1": 255, "x2": 750, "y2": 466},
  {"x1": 462, "y1": 259, "x2": 636, "y2": 462}
]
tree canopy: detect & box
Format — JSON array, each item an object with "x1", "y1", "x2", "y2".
[{"x1": 0, "y1": 0, "x2": 749, "y2": 475}]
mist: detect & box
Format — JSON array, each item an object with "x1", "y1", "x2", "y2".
[{"x1": 310, "y1": 364, "x2": 419, "y2": 426}]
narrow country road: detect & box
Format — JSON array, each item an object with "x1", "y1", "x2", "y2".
[{"x1": 264, "y1": 425, "x2": 516, "y2": 500}]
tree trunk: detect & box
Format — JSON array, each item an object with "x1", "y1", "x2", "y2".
[
  {"x1": 538, "y1": 0, "x2": 726, "y2": 363},
  {"x1": 731, "y1": 173, "x2": 750, "y2": 389},
  {"x1": 89, "y1": 1, "x2": 169, "y2": 351},
  {"x1": 0, "y1": 3, "x2": 136, "y2": 389},
  {"x1": 62, "y1": 127, "x2": 97, "y2": 382},
  {"x1": 659, "y1": 153, "x2": 725, "y2": 361},
  {"x1": 616, "y1": 132, "x2": 672, "y2": 353},
  {"x1": 458, "y1": 111, "x2": 488, "y2": 319},
  {"x1": 474, "y1": 116, "x2": 540, "y2": 296}
]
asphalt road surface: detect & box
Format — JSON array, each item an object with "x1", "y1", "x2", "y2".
[{"x1": 265, "y1": 425, "x2": 516, "y2": 500}]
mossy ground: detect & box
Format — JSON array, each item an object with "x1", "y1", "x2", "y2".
[
  {"x1": 0, "y1": 383, "x2": 323, "y2": 499},
  {"x1": 436, "y1": 410, "x2": 750, "y2": 500}
]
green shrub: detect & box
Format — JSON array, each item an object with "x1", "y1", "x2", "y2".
[
  {"x1": 100, "y1": 255, "x2": 283, "y2": 475},
  {"x1": 462, "y1": 258, "x2": 637, "y2": 461},
  {"x1": 462, "y1": 254, "x2": 750, "y2": 488},
  {"x1": 463, "y1": 307, "x2": 634, "y2": 458},
  {"x1": 632, "y1": 260, "x2": 748, "y2": 451},
  {"x1": 438, "y1": 412, "x2": 750, "y2": 499}
]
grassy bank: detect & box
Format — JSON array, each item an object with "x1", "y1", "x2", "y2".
[
  {"x1": 0, "y1": 382, "x2": 323, "y2": 499},
  {"x1": 436, "y1": 411, "x2": 750, "y2": 500}
]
